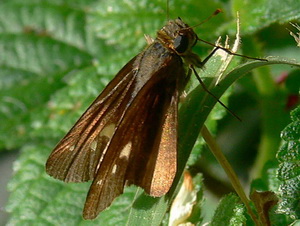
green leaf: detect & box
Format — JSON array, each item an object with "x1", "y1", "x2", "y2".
[
  {"x1": 29, "y1": 66, "x2": 109, "y2": 141},
  {"x1": 0, "y1": 2, "x2": 96, "y2": 149},
  {"x1": 276, "y1": 106, "x2": 300, "y2": 220},
  {"x1": 250, "y1": 161, "x2": 295, "y2": 226},
  {"x1": 88, "y1": 0, "x2": 228, "y2": 75},
  {"x1": 210, "y1": 194, "x2": 246, "y2": 226},
  {"x1": 6, "y1": 142, "x2": 137, "y2": 225},
  {"x1": 0, "y1": 2, "x2": 105, "y2": 56},
  {"x1": 232, "y1": 0, "x2": 300, "y2": 34}
]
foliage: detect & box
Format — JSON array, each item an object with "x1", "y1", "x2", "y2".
[
  {"x1": 1, "y1": 0, "x2": 300, "y2": 225},
  {"x1": 277, "y1": 106, "x2": 300, "y2": 220}
]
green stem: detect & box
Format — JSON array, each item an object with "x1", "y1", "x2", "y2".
[{"x1": 201, "y1": 125, "x2": 261, "y2": 226}]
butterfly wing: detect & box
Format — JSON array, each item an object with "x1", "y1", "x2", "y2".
[
  {"x1": 82, "y1": 54, "x2": 185, "y2": 219},
  {"x1": 46, "y1": 39, "x2": 186, "y2": 220},
  {"x1": 46, "y1": 56, "x2": 139, "y2": 182}
]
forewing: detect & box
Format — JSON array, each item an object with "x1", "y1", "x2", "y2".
[
  {"x1": 46, "y1": 56, "x2": 139, "y2": 182},
  {"x1": 136, "y1": 94, "x2": 178, "y2": 197},
  {"x1": 83, "y1": 57, "x2": 184, "y2": 219}
]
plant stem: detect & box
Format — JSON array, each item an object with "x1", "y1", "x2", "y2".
[{"x1": 201, "y1": 125, "x2": 261, "y2": 226}]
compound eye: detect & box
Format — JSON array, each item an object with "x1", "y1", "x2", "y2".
[{"x1": 174, "y1": 34, "x2": 189, "y2": 53}]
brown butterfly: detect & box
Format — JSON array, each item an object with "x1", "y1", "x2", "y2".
[{"x1": 46, "y1": 14, "x2": 236, "y2": 219}]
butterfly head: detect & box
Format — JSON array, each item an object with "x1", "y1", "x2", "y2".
[{"x1": 157, "y1": 18, "x2": 202, "y2": 67}]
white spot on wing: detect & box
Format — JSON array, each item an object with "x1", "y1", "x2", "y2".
[
  {"x1": 100, "y1": 124, "x2": 115, "y2": 139},
  {"x1": 69, "y1": 145, "x2": 75, "y2": 151},
  {"x1": 97, "y1": 180, "x2": 103, "y2": 185},
  {"x1": 95, "y1": 123, "x2": 116, "y2": 171},
  {"x1": 120, "y1": 142, "x2": 132, "y2": 160},
  {"x1": 112, "y1": 164, "x2": 117, "y2": 174},
  {"x1": 91, "y1": 141, "x2": 97, "y2": 151}
]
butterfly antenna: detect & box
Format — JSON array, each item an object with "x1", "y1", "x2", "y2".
[
  {"x1": 188, "y1": 9, "x2": 222, "y2": 30},
  {"x1": 179, "y1": 9, "x2": 222, "y2": 34},
  {"x1": 166, "y1": 0, "x2": 170, "y2": 20},
  {"x1": 197, "y1": 37, "x2": 268, "y2": 61}
]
